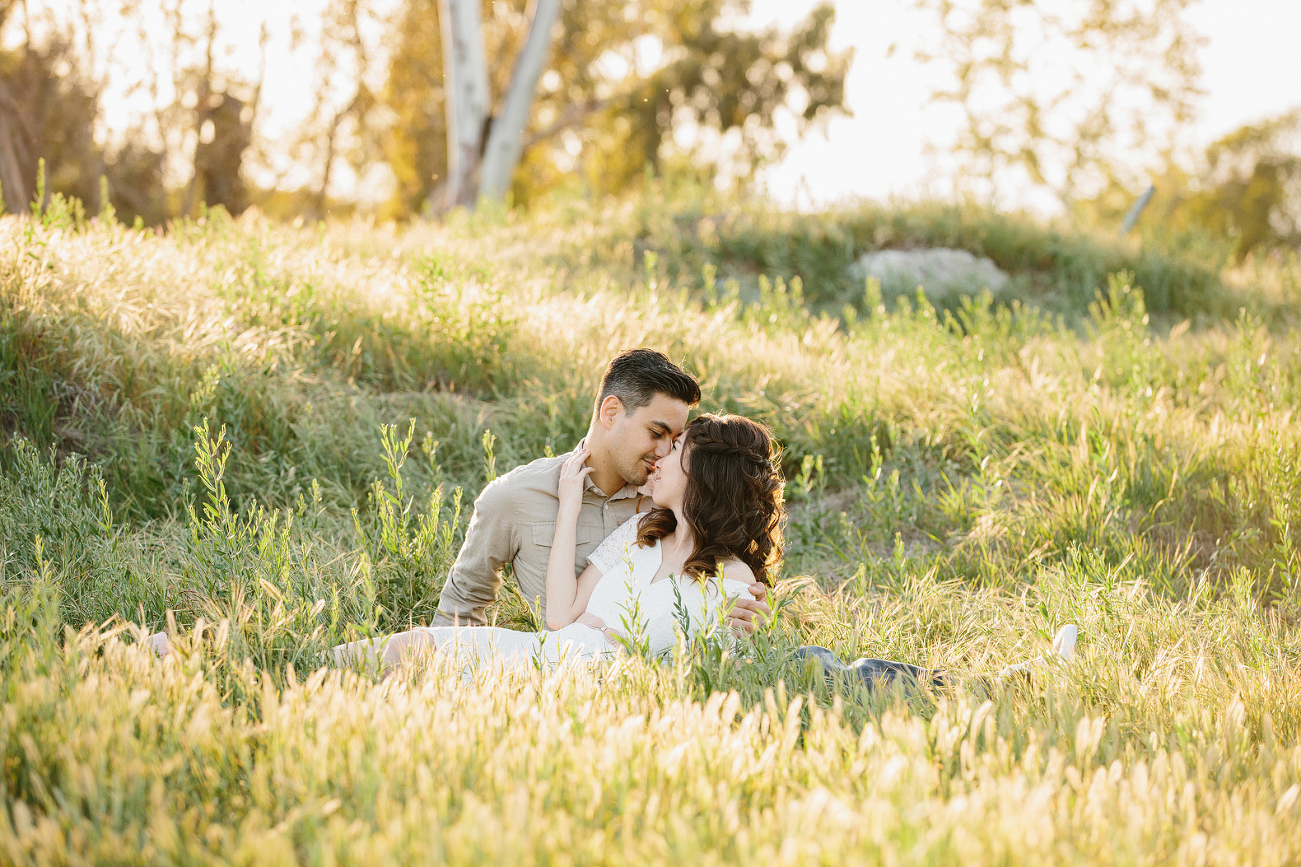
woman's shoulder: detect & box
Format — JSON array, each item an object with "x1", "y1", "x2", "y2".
[
  {"x1": 609, "y1": 513, "x2": 645, "y2": 544},
  {"x1": 718, "y1": 559, "x2": 754, "y2": 583},
  {"x1": 710, "y1": 558, "x2": 758, "y2": 599},
  {"x1": 718, "y1": 557, "x2": 759, "y2": 598},
  {"x1": 587, "y1": 513, "x2": 647, "y2": 574}
]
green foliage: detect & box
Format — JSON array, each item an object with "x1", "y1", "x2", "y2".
[
  {"x1": 352, "y1": 421, "x2": 464, "y2": 631},
  {"x1": 627, "y1": 196, "x2": 1229, "y2": 320},
  {"x1": 563, "y1": 0, "x2": 850, "y2": 197},
  {"x1": 1086, "y1": 107, "x2": 1301, "y2": 260},
  {"x1": 0, "y1": 440, "x2": 144, "y2": 626},
  {"x1": 0, "y1": 536, "x2": 1299, "y2": 863},
  {"x1": 1197, "y1": 108, "x2": 1301, "y2": 257}
]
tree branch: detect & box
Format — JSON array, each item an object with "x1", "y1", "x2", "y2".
[{"x1": 520, "y1": 97, "x2": 615, "y2": 151}]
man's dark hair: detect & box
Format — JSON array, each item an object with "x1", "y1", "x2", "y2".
[{"x1": 597, "y1": 348, "x2": 701, "y2": 414}]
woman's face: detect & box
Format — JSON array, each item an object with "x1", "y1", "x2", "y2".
[{"x1": 650, "y1": 434, "x2": 689, "y2": 510}]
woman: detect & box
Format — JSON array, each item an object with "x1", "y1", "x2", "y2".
[{"x1": 334, "y1": 413, "x2": 784, "y2": 674}]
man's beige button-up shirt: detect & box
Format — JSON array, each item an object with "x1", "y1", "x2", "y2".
[{"x1": 431, "y1": 447, "x2": 645, "y2": 626}]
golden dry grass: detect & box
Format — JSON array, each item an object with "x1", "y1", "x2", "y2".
[{"x1": 1, "y1": 198, "x2": 1299, "y2": 864}]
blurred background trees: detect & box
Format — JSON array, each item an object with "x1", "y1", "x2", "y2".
[
  {"x1": 1187, "y1": 108, "x2": 1301, "y2": 259},
  {"x1": 0, "y1": 0, "x2": 849, "y2": 222},
  {"x1": 915, "y1": 0, "x2": 1205, "y2": 210},
  {"x1": 0, "y1": 0, "x2": 267, "y2": 223},
  {"x1": 382, "y1": 0, "x2": 850, "y2": 214},
  {"x1": 0, "y1": 0, "x2": 1296, "y2": 259},
  {"x1": 0, "y1": 0, "x2": 108, "y2": 216},
  {"x1": 915, "y1": 0, "x2": 1299, "y2": 259},
  {"x1": 1085, "y1": 106, "x2": 1301, "y2": 260}
]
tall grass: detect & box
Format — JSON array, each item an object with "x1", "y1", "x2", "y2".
[{"x1": 1, "y1": 193, "x2": 1299, "y2": 864}]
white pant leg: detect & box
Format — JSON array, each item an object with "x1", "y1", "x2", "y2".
[{"x1": 414, "y1": 623, "x2": 613, "y2": 672}]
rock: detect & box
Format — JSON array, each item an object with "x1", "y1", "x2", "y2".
[{"x1": 849, "y1": 248, "x2": 1010, "y2": 300}]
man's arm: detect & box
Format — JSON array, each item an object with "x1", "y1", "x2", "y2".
[
  {"x1": 431, "y1": 478, "x2": 518, "y2": 627},
  {"x1": 719, "y1": 561, "x2": 771, "y2": 635}
]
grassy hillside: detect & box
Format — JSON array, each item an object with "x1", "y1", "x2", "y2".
[{"x1": 1, "y1": 194, "x2": 1300, "y2": 864}]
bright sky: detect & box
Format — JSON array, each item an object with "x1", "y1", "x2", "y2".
[{"x1": 746, "y1": 0, "x2": 1301, "y2": 209}]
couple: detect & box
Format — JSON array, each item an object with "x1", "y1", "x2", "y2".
[
  {"x1": 334, "y1": 348, "x2": 780, "y2": 672},
  {"x1": 335, "y1": 349, "x2": 1078, "y2": 683}
]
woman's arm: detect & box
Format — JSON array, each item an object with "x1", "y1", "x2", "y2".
[
  {"x1": 559, "y1": 562, "x2": 605, "y2": 629},
  {"x1": 545, "y1": 448, "x2": 601, "y2": 630}
]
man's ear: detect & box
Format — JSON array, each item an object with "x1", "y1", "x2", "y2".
[{"x1": 598, "y1": 394, "x2": 623, "y2": 430}]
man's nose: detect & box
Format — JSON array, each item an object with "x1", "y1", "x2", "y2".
[{"x1": 654, "y1": 440, "x2": 671, "y2": 458}]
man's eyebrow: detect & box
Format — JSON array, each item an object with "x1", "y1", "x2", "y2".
[{"x1": 648, "y1": 421, "x2": 671, "y2": 435}]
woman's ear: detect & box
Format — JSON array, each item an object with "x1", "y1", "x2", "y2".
[{"x1": 598, "y1": 394, "x2": 623, "y2": 430}]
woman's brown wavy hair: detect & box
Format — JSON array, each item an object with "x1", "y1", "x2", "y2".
[{"x1": 636, "y1": 413, "x2": 785, "y2": 585}]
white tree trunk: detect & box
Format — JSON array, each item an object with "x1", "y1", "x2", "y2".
[
  {"x1": 438, "y1": 0, "x2": 491, "y2": 209},
  {"x1": 477, "y1": 0, "x2": 563, "y2": 203}
]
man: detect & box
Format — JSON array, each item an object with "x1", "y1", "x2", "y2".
[{"x1": 431, "y1": 348, "x2": 771, "y2": 632}]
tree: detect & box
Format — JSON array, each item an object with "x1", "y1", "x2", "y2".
[
  {"x1": 172, "y1": 0, "x2": 267, "y2": 218},
  {"x1": 553, "y1": 0, "x2": 849, "y2": 198},
  {"x1": 379, "y1": 0, "x2": 449, "y2": 217},
  {"x1": 439, "y1": 0, "x2": 563, "y2": 209},
  {"x1": 1193, "y1": 108, "x2": 1301, "y2": 258},
  {"x1": 1, "y1": 0, "x2": 850, "y2": 222},
  {"x1": 0, "y1": 0, "x2": 271, "y2": 223},
  {"x1": 0, "y1": 1, "x2": 106, "y2": 215},
  {"x1": 280, "y1": 0, "x2": 391, "y2": 219},
  {"x1": 383, "y1": 0, "x2": 850, "y2": 215},
  {"x1": 1085, "y1": 107, "x2": 1301, "y2": 259},
  {"x1": 916, "y1": 0, "x2": 1205, "y2": 210}
]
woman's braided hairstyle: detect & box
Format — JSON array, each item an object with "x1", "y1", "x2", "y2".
[{"x1": 636, "y1": 413, "x2": 785, "y2": 585}]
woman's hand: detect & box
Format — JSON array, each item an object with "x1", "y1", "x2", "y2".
[
  {"x1": 577, "y1": 612, "x2": 624, "y2": 644},
  {"x1": 557, "y1": 447, "x2": 593, "y2": 515}
]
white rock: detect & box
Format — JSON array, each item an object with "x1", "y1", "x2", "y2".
[{"x1": 849, "y1": 248, "x2": 1010, "y2": 297}]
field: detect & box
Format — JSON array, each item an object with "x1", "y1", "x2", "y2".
[{"x1": 2, "y1": 191, "x2": 1300, "y2": 864}]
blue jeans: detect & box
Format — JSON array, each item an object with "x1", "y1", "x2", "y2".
[{"x1": 791, "y1": 645, "x2": 948, "y2": 690}]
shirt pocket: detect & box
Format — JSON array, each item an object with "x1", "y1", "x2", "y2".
[{"x1": 532, "y1": 522, "x2": 594, "y2": 548}]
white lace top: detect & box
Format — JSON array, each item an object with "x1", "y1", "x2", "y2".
[{"x1": 582, "y1": 515, "x2": 756, "y2": 657}]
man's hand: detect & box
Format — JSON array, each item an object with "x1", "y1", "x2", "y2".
[{"x1": 725, "y1": 582, "x2": 771, "y2": 636}]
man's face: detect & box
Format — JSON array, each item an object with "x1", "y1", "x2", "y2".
[{"x1": 606, "y1": 393, "x2": 690, "y2": 487}]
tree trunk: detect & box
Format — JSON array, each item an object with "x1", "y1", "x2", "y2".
[
  {"x1": 316, "y1": 94, "x2": 356, "y2": 219},
  {"x1": 0, "y1": 81, "x2": 31, "y2": 213},
  {"x1": 477, "y1": 0, "x2": 562, "y2": 202},
  {"x1": 437, "y1": 0, "x2": 491, "y2": 210},
  {"x1": 182, "y1": 2, "x2": 219, "y2": 218}
]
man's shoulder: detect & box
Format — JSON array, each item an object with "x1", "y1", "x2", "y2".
[
  {"x1": 486, "y1": 452, "x2": 567, "y2": 497},
  {"x1": 464, "y1": 453, "x2": 566, "y2": 535}
]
